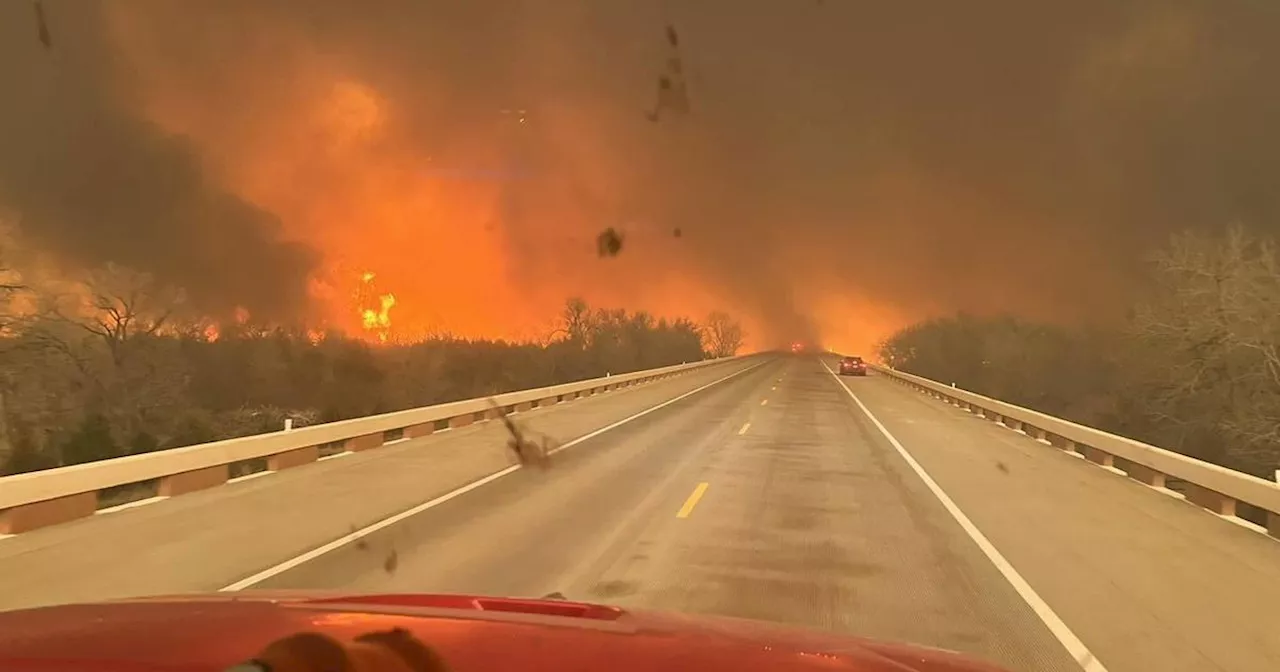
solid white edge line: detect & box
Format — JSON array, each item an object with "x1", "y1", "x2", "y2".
[
  {"x1": 821, "y1": 360, "x2": 1109, "y2": 672},
  {"x1": 218, "y1": 358, "x2": 770, "y2": 592}
]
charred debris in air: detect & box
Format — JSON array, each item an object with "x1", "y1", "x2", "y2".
[
  {"x1": 487, "y1": 398, "x2": 556, "y2": 470},
  {"x1": 596, "y1": 227, "x2": 625, "y2": 258},
  {"x1": 594, "y1": 224, "x2": 687, "y2": 259},
  {"x1": 588, "y1": 24, "x2": 694, "y2": 258},
  {"x1": 33, "y1": 1, "x2": 53, "y2": 50},
  {"x1": 646, "y1": 23, "x2": 691, "y2": 123},
  {"x1": 348, "y1": 524, "x2": 401, "y2": 575},
  {"x1": 341, "y1": 399, "x2": 559, "y2": 573}
]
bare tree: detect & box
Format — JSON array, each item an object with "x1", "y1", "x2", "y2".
[
  {"x1": 52, "y1": 263, "x2": 186, "y2": 366},
  {"x1": 0, "y1": 267, "x2": 27, "y2": 334},
  {"x1": 703, "y1": 311, "x2": 744, "y2": 358},
  {"x1": 0, "y1": 263, "x2": 31, "y2": 469},
  {"x1": 551, "y1": 297, "x2": 595, "y2": 347},
  {"x1": 1129, "y1": 227, "x2": 1280, "y2": 474},
  {"x1": 23, "y1": 264, "x2": 193, "y2": 458}
]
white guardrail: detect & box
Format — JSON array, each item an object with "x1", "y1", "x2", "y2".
[
  {"x1": 0, "y1": 355, "x2": 753, "y2": 535},
  {"x1": 870, "y1": 363, "x2": 1280, "y2": 539}
]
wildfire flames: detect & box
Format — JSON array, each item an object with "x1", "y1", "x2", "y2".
[
  {"x1": 356, "y1": 271, "x2": 396, "y2": 343},
  {"x1": 95, "y1": 4, "x2": 908, "y2": 355}
]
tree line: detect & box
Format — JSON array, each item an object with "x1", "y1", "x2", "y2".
[
  {"x1": 0, "y1": 267, "x2": 745, "y2": 475},
  {"x1": 879, "y1": 227, "x2": 1280, "y2": 479}
]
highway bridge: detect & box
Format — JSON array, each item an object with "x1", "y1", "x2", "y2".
[{"x1": 1, "y1": 353, "x2": 1278, "y2": 672}]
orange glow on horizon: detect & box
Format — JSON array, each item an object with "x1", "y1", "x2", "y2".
[{"x1": 805, "y1": 290, "x2": 909, "y2": 362}]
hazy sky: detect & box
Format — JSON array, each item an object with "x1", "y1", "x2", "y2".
[{"x1": 2, "y1": 1, "x2": 1279, "y2": 350}]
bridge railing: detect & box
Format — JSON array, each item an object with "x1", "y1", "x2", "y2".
[
  {"x1": 0, "y1": 355, "x2": 752, "y2": 535},
  {"x1": 870, "y1": 364, "x2": 1280, "y2": 539}
]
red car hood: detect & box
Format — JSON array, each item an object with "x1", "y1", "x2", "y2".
[{"x1": 0, "y1": 592, "x2": 1009, "y2": 672}]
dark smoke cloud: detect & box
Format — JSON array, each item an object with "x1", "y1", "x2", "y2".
[
  {"x1": 0, "y1": 1, "x2": 317, "y2": 319},
  {"x1": 5, "y1": 1, "x2": 1280, "y2": 346}
]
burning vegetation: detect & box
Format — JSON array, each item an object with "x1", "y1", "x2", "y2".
[
  {"x1": 0, "y1": 254, "x2": 743, "y2": 476},
  {"x1": 356, "y1": 271, "x2": 396, "y2": 343}
]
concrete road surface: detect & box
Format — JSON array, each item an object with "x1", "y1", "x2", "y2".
[
  {"x1": 0, "y1": 357, "x2": 761, "y2": 611},
  {"x1": 851, "y1": 359, "x2": 1280, "y2": 672},
  {"x1": 6, "y1": 355, "x2": 1279, "y2": 672},
  {"x1": 255, "y1": 356, "x2": 1080, "y2": 672}
]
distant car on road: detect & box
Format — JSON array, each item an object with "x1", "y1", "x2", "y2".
[{"x1": 838, "y1": 356, "x2": 868, "y2": 376}]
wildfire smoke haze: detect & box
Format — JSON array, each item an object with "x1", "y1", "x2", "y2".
[{"x1": 3, "y1": 1, "x2": 1280, "y2": 355}]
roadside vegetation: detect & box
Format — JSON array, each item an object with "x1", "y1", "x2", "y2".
[
  {"x1": 880, "y1": 227, "x2": 1280, "y2": 478},
  {"x1": 0, "y1": 272, "x2": 744, "y2": 475}
]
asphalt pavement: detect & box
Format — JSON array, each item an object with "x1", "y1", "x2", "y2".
[
  {"x1": 7, "y1": 354, "x2": 1278, "y2": 672},
  {"x1": 255, "y1": 356, "x2": 1081, "y2": 672},
  {"x1": 0, "y1": 357, "x2": 762, "y2": 611}
]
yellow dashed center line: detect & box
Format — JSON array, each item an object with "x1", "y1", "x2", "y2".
[
  {"x1": 676, "y1": 482, "x2": 710, "y2": 518},
  {"x1": 738, "y1": 422, "x2": 751, "y2": 435}
]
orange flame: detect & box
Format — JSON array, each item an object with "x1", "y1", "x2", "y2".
[
  {"x1": 204, "y1": 324, "x2": 220, "y2": 342},
  {"x1": 362, "y1": 293, "x2": 395, "y2": 334},
  {"x1": 357, "y1": 270, "x2": 395, "y2": 343}
]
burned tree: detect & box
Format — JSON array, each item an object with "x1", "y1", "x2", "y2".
[{"x1": 703, "y1": 311, "x2": 745, "y2": 358}]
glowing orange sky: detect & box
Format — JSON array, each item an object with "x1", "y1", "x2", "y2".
[
  {"x1": 103, "y1": 4, "x2": 835, "y2": 351},
  {"x1": 202, "y1": 80, "x2": 755, "y2": 338},
  {"x1": 9, "y1": 1, "x2": 1279, "y2": 362},
  {"x1": 95, "y1": 1, "x2": 1004, "y2": 357},
  {"x1": 127, "y1": 69, "x2": 792, "y2": 346}
]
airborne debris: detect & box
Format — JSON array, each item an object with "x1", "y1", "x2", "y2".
[
  {"x1": 488, "y1": 398, "x2": 554, "y2": 469},
  {"x1": 596, "y1": 228, "x2": 625, "y2": 257},
  {"x1": 33, "y1": 1, "x2": 52, "y2": 49},
  {"x1": 646, "y1": 24, "x2": 691, "y2": 122},
  {"x1": 672, "y1": 227, "x2": 683, "y2": 238},
  {"x1": 995, "y1": 461, "x2": 1009, "y2": 474},
  {"x1": 348, "y1": 523, "x2": 397, "y2": 573}
]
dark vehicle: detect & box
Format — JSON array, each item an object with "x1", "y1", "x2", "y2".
[
  {"x1": 839, "y1": 356, "x2": 868, "y2": 376},
  {"x1": 0, "y1": 592, "x2": 1010, "y2": 672}
]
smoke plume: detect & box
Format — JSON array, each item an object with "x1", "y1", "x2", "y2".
[
  {"x1": 3, "y1": 1, "x2": 1279, "y2": 351},
  {"x1": 0, "y1": 1, "x2": 317, "y2": 319}
]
